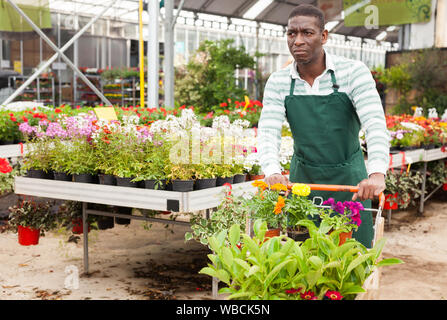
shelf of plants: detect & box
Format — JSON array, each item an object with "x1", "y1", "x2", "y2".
[{"x1": 14, "y1": 176, "x2": 257, "y2": 213}]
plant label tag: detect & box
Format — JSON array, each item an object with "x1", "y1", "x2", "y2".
[{"x1": 94, "y1": 107, "x2": 118, "y2": 121}]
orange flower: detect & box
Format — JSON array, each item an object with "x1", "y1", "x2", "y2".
[
  {"x1": 274, "y1": 196, "x2": 285, "y2": 215},
  {"x1": 252, "y1": 180, "x2": 268, "y2": 191},
  {"x1": 270, "y1": 183, "x2": 287, "y2": 192}
]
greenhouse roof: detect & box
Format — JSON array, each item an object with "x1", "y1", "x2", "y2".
[{"x1": 48, "y1": 0, "x2": 399, "y2": 42}]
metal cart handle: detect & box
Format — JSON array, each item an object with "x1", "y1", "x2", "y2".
[{"x1": 287, "y1": 183, "x2": 385, "y2": 210}]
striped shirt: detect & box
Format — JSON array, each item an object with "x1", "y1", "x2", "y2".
[{"x1": 258, "y1": 50, "x2": 390, "y2": 178}]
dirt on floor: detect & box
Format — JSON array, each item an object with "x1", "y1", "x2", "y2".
[{"x1": 0, "y1": 192, "x2": 446, "y2": 300}]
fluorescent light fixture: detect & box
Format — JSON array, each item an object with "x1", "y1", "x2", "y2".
[
  {"x1": 375, "y1": 31, "x2": 387, "y2": 41},
  {"x1": 243, "y1": 0, "x2": 274, "y2": 20},
  {"x1": 325, "y1": 21, "x2": 339, "y2": 32}
]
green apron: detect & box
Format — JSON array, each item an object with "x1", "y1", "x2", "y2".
[{"x1": 285, "y1": 69, "x2": 373, "y2": 248}]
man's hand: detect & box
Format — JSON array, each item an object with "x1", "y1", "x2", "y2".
[
  {"x1": 352, "y1": 173, "x2": 386, "y2": 201},
  {"x1": 264, "y1": 173, "x2": 290, "y2": 195}
]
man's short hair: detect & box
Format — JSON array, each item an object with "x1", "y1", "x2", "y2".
[{"x1": 288, "y1": 4, "x2": 325, "y2": 31}]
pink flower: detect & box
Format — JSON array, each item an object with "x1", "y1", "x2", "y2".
[{"x1": 325, "y1": 290, "x2": 343, "y2": 300}]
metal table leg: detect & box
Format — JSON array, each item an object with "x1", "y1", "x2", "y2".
[
  {"x1": 387, "y1": 209, "x2": 392, "y2": 226},
  {"x1": 418, "y1": 162, "x2": 427, "y2": 216},
  {"x1": 82, "y1": 202, "x2": 89, "y2": 274}
]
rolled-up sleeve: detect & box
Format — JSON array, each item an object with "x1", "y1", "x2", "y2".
[
  {"x1": 257, "y1": 73, "x2": 286, "y2": 177},
  {"x1": 348, "y1": 61, "x2": 390, "y2": 176}
]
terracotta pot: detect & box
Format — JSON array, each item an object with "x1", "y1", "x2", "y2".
[
  {"x1": 18, "y1": 226, "x2": 40, "y2": 246},
  {"x1": 443, "y1": 183, "x2": 447, "y2": 191},
  {"x1": 338, "y1": 231, "x2": 353, "y2": 246},
  {"x1": 249, "y1": 174, "x2": 265, "y2": 181},
  {"x1": 264, "y1": 228, "x2": 280, "y2": 241}
]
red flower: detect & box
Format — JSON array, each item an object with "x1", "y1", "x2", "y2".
[
  {"x1": 54, "y1": 108, "x2": 62, "y2": 113},
  {"x1": 224, "y1": 109, "x2": 230, "y2": 115},
  {"x1": 300, "y1": 291, "x2": 317, "y2": 300},
  {"x1": 220, "y1": 102, "x2": 227, "y2": 107},
  {"x1": 21, "y1": 116, "x2": 28, "y2": 122},
  {"x1": 325, "y1": 291, "x2": 343, "y2": 300},
  {"x1": 204, "y1": 111, "x2": 214, "y2": 119},
  {"x1": 0, "y1": 158, "x2": 13, "y2": 174},
  {"x1": 10, "y1": 116, "x2": 17, "y2": 122}
]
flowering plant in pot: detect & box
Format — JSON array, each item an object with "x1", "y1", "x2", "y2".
[
  {"x1": 8, "y1": 200, "x2": 58, "y2": 245},
  {"x1": 199, "y1": 219, "x2": 403, "y2": 300},
  {"x1": 319, "y1": 198, "x2": 363, "y2": 246},
  {"x1": 230, "y1": 163, "x2": 246, "y2": 184},
  {"x1": 242, "y1": 180, "x2": 288, "y2": 236},
  {"x1": 285, "y1": 183, "x2": 318, "y2": 241},
  {"x1": 48, "y1": 140, "x2": 73, "y2": 181}
]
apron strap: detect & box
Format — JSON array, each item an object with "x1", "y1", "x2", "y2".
[
  {"x1": 289, "y1": 78, "x2": 296, "y2": 96},
  {"x1": 329, "y1": 70, "x2": 339, "y2": 93}
]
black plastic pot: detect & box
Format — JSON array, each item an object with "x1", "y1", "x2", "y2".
[
  {"x1": 194, "y1": 178, "x2": 217, "y2": 190},
  {"x1": 114, "y1": 206, "x2": 132, "y2": 225},
  {"x1": 97, "y1": 216, "x2": 115, "y2": 230},
  {"x1": 73, "y1": 173, "x2": 94, "y2": 183},
  {"x1": 116, "y1": 177, "x2": 138, "y2": 188},
  {"x1": 0, "y1": 140, "x2": 14, "y2": 145},
  {"x1": 53, "y1": 172, "x2": 72, "y2": 181},
  {"x1": 422, "y1": 144, "x2": 436, "y2": 150},
  {"x1": 172, "y1": 179, "x2": 194, "y2": 192},
  {"x1": 216, "y1": 176, "x2": 234, "y2": 186},
  {"x1": 27, "y1": 169, "x2": 49, "y2": 179},
  {"x1": 99, "y1": 174, "x2": 116, "y2": 186},
  {"x1": 233, "y1": 174, "x2": 247, "y2": 184},
  {"x1": 287, "y1": 228, "x2": 310, "y2": 242}
]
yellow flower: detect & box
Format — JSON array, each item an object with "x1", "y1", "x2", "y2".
[
  {"x1": 292, "y1": 183, "x2": 311, "y2": 197},
  {"x1": 273, "y1": 196, "x2": 285, "y2": 215},
  {"x1": 270, "y1": 183, "x2": 287, "y2": 192}
]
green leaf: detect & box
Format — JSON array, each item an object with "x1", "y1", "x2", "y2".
[
  {"x1": 234, "y1": 258, "x2": 250, "y2": 272},
  {"x1": 229, "y1": 224, "x2": 240, "y2": 248},
  {"x1": 221, "y1": 247, "x2": 234, "y2": 268},
  {"x1": 376, "y1": 258, "x2": 404, "y2": 267},
  {"x1": 286, "y1": 259, "x2": 298, "y2": 278},
  {"x1": 208, "y1": 236, "x2": 220, "y2": 253},
  {"x1": 305, "y1": 270, "x2": 322, "y2": 288},
  {"x1": 199, "y1": 266, "x2": 219, "y2": 279},
  {"x1": 247, "y1": 265, "x2": 260, "y2": 277},
  {"x1": 263, "y1": 259, "x2": 293, "y2": 293},
  {"x1": 345, "y1": 253, "x2": 374, "y2": 275},
  {"x1": 228, "y1": 292, "x2": 253, "y2": 300},
  {"x1": 308, "y1": 256, "x2": 323, "y2": 270},
  {"x1": 342, "y1": 285, "x2": 366, "y2": 295},
  {"x1": 216, "y1": 269, "x2": 230, "y2": 285},
  {"x1": 207, "y1": 254, "x2": 218, "y2": 266},
  {"x1": 372, "y1": 237, "x2": 387, "y2": 261},
  {"x1": 253, "y1": 219, "x2": 267, "y2": 240}
]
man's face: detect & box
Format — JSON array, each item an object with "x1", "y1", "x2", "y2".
[{"x1": 287, "y1": 15, "x2": 328, "y2": 64}]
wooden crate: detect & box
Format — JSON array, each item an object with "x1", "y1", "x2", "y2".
[{"x1": 355, "y1": 214, "x2": 385, "y2": 300}]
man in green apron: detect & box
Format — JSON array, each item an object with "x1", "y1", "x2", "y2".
[{"x1": 258, "y1": 4, "x2": 389, "y2": 248}]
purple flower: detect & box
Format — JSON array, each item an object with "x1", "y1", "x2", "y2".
[{"x1": 322, "y1": 198, "x2": 335, "y2": 206}]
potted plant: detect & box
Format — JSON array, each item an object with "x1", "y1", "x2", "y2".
[
  {"x1": 167, "y1": 164, "x2": 195, "y2": 191},
  {"x1": 231, "y1": 163, "x2": 246, "y2": 184},
  {"x1": 242, "y1": 180, "x2": 288, "y2": 238},
  {"x1": 319, "y1": 198, "x2": 363, "y2": 246},
  {"x1": 285, "y1": 183, "x2": 318, "y2": 241},
  {"x1": 193, "y1": 163, "x2": 217, "y2": 190},
  {"x1": 8, "y1": 200, "x2": 57, "y2": 245},
  {"x1": 21, "y1": 139, "x2": 53, "y2": 179},
  {"x1": 215, "y1": 164, "x2": 234, "y2": 186},
  {"x1": 66, "y1": 138, "x2": 97, "y2": 183},
  {"x1": 199, "y1": 219, "x2": 403, "y2": 300},
  {"x1": 49, "y1": 140, "x2": 73, "y2": 181},
  {"x1": 185, "y1": 189, "x2": 247, "y2": 245},
  {"x1": 247, "y1": 164, "x2": 264, "y2": 181}
]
